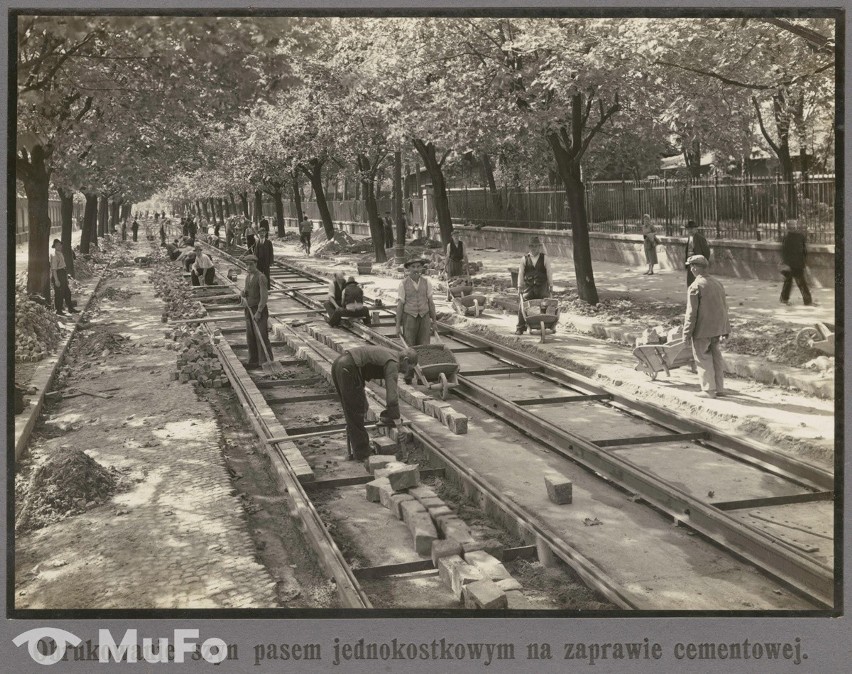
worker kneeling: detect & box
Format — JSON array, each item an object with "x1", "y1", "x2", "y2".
[
  {"x1": 190, "y1": 244, "x2": 216, "y2": 286},
  {"x1": 331, "y1": 346, "x2": 417, "y2": 460},
  {"x1": 329, "y1": 278, "x2": 372, "y2": 327}
]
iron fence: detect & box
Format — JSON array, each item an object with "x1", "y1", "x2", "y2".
[{"x1": 445, "y1": 175, "x2": 836, "y2": 244}]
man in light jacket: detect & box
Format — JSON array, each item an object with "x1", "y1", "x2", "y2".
[{"x1": 683, "y1": 255, "x2": 731, "y2": 398}]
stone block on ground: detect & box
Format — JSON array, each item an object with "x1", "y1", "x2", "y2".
[
  {"x1": 462, "y1": 539, "x2": 505, "y2": 560},
  {"x1": 366, "y1": 455, "x2": 395, "y2": 475},
  {"x1": 365, "y1": 477, "x2": 391, "y2": 503},
  {"x1": 389, "y1": 427, "x2": 415, "y2": 451},
  {"x1": 374, "y1": 461, "x2": 407, "y2": 478},
  {"x1": 408, "y1": 485, "x2": 437, "y2": 501},
  {"x1": 370, "y1": 436, "x2": 398, "y2": 455},
  {"x1": 445, "y1": 411, "x2": 468, "y2": 435},
  {"x1": 426, "y1": 504, "x2": 453, "y2": 521},
  {"x1": 463, "y1": 579, "x2": 508, "y2": 609},
  {"x1": 464, "y1": 550, "x2": 512, "y2": 581},
  {"x1": 437, "y1": 555, "x2": 466, "y2": 592},
  {"x1": 388, "y1": 493, "x2": 415, "y2": 520},
  {"x1": 408, "y1": 513, "x2": 439, "y2": 556},
  {"x1": 399, "y1": 498, "x2": 428, "y2": 526},
  {"x1": 418, "y1": 496, "x2": 445, "y2": 510},
  {"x1": 451, "y1": 561, "x2": 484, "y2": 599},
  {"x1": 505, "y1": 590, "x2": 533, "y2": 609},
  {"x1": 431, "y1": 539, "x2": 463, "y2": 567},
  {"x1": 385, "y1": 463, "x2": 420, "y2": 491},
  {"x1": 544, "y1": 472, "x2": 573, "y2": 505},
  {"x1": 378, "y1": 481, "x2": 397, "y2": 509},
  {"x1": 442, "y1": 519, "x2": 476, "y2": 545},
  {"x1": 496, "y1": 578, "x2": 523, "y2": 592}
]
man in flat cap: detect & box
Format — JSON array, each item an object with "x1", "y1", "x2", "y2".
[
  {"x1": 516, "y1": 236, "x2": 553, "y2": 335},
  {"x1": 396, "y1": 257, "x2": 437, "y2": 347},
  {"x1": 683, "y1": 254, "x2": 731, "y2": 398},
  {"x1": 684, "y1": 220, "x2": 711, "y2": 286},
  {"x1": 240, "y1": 254, "x2": 272, "y2": 369}
]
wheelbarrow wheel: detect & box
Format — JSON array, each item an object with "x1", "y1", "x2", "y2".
[{"x1": 796, "y1": 327, "x2": 818, "y2": 349}]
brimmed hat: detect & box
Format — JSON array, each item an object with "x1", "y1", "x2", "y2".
[
  {"x1": 451, "y1": 228, "x2": 462, "y2": 235},
  {"x1": 52, "y1": 239, "x2": 61, "y2": 247},
  {"x1": 243, "y1": 253, "x2": 258, "y2": 262},
  {"x1": 686, "y1": 254, "x2": 709, "y2": 267},
  {"x1": 685, "y1": 220, "x2": 699, "y2": 229},
  {"x1": 403, "y1": 257, "x2": 428, "y2": 268},
  {"x1": 529, "y1": 236, "x2": 542, "y2": 245}
]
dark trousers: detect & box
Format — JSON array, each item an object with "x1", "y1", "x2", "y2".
[
  {"x1": 191, "y1": 267, "x2": 215, "y2": 286},
  {"x1": 323, "y1": 300, "x2": 338, "y2": 319},
  {"x1": 781, "y1": 268, "x2": 812, "y2": 305},
  {"x1": 246, "y1": 234, "x2": 256, "y2": 250},
  {"x1": 300, "y1": 232, "x2": 311, "y2": 252},
  {"x1": 53, "y1": 269, "x2": 73, "y2": 313},
  {"x1": 132, "y1": 229, "x2": 138, "y2": 242},
  {"x1": 331, "y1": 353, "x2": 371, "y2": 459},
  {"x1": 121, "y1": 229, "x2": 127, "y2": 241},
  {"x1": 517, "y1": 285, "x2": 548, "y2": 332},
  {"x1": 384, "y1": 227, "x2": 394, "y2": 248},
  {"x1": 245, "y1": 305, "x2": 273, "y2": 365},
  {"x1": 160, "y1": 229, "x2": 166, "y2": 245}
]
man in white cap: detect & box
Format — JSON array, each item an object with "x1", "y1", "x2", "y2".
[
  {"x1": 516, "y1": 236, "x2": 553, "y2": 335},
  {"x1": 396, "y1": 257, "x2": 437, "y2": 346},
  {"x1": 683, "y1": 254, "x2": 731, "y2": 398}
]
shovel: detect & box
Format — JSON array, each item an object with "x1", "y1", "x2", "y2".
[{"x1": 248, "y1": 306, "x2": 286, "y2": 375}]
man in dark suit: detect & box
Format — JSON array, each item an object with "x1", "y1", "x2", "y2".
[
  {"x1": 779, "y1": 220, "x2": 813, "y2": 306},
  {"x1": 684, "y1": 220, "x2": 711, "y2": 286}
]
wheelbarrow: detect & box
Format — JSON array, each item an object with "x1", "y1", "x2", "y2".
[
  {"x1": 399, "y1": 331, "x2": 460, "y2": 400},
  {"x1": 632, "y1": 338, "x2": 696, "y2": 381},
  {"x1": 796, "y1": 322, "x2": 835, "y2": 356},
  {"x1": 448, "y1": 277, "x2": 487, "y2": 318},
  {"x1": 521, "y1": 298, "x2": 560, "y2": 343}
]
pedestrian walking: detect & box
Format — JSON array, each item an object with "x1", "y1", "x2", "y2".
[
  {"x1": 515, "y1": 236, "x2": 553, "y2": 335},
  {"x1": 121, "y1": 219, "x2": 127, "y2": 241},
  {"x1": 190, "y1": 244, "x2": 216, "y2": 286},
  {"x1": 299, "y1": 216, "x2": 313, "y2": 255},
  {"x1": 131, "y1": 218, "x2": 139, "y2": 242},
  {"x1": 331, "y1": 345, "x2": 418, "y2": 460},
  {"x1": 254, "y1": 226, "x2": 274, "y2": 289},
  {"x1": 642, "y1": 215, "x2": 659, "y2": 275},
  {"x1": 50, "y1": 239, "x2": 79, "y2": 315},
  {"x1": 396, "y1": 257, "x2": 437, "y2": 347},
  {"x1": 383, "y1": 211, "x2": 395, "y2": 249},
  {"x1": 239, "y1": 254, "x2": 273, "y2": 369},
  {"x1": 684, "y1": 220, "x2": 710, "y2": 286},
  {"x1": 245, "y1": 222, "x2": 256, "y2": 251},
  {"x1": 683, "y1": 255, "x2": 731, "y2": 398},
  {"x1": 779, "y1": 220, "x2": 813, "y2": 306}
]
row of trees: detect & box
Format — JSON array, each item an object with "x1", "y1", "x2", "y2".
[{"x1": 18, "y1": 16, "x2": 835, "y2": 304}]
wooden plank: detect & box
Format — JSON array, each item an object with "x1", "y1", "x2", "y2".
[
  {"x1": 514, "y1": 394, "x2": 612, "y2": 406},
  {"x1": 254, "y1": 376, "x2": 321, "y2": 388},
  {"x1": 266, "y1": 393, "x2": 339, "y2": 404},
  {"x1": 230, "y1": 341, "x2": 289, "y2": 349},
  {"x1": 713, "y1": 491, "x2": 833, "y2": 512},
  {"x1": 463, "y1": 367, "x2": 542, "y2": 377},
  {"x1": 354, "y1": 560, "x2": 434, "y2": 580},
  {"x1": 450, "y1": 347, "x2": 492, "y2": 353},
  {"x1": 594, "y1": 432, "x2": 709, "y2": 448},
  {"x1": 502, "y1": 545, "x2": 539, "y2": 562}
]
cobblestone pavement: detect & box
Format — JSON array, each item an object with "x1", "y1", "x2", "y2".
[{"x1": 15, "y1": 242, "x2": 277, "y2": 609}]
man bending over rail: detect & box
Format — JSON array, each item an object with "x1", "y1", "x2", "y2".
[{"x1": 331, "y1": 346, "x2": 417, "y2": 460}]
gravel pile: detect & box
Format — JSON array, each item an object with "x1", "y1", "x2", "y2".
[{"x1": 15, "y1": 278, "x2": 62, "y2": 363}]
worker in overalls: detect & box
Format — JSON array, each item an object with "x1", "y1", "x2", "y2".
[
  {"x1": 516, "y1": 236, "x2": 553, "y2": 335},
  {"x1": 331, "y1": 346, "x2": 418, "y2": 460}
]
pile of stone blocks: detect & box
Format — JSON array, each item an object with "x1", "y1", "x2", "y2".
[{"x1": 364, "y1": 466, "x2": 530, "y2": 609}]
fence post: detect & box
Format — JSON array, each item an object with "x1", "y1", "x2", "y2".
[
  {"x1": 664, "y1": 176, "x2": 671, "y2": 236},
  {"x1": 621, "y1": 178, "x2": 627, "y2": 232},
  {"x1": 775, "y1": 172, "x2": 782, "y2": 240},
  {"x1": 713, "y1": 174, "x2": 720, "y2": 239}
]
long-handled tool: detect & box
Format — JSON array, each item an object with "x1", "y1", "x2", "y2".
[{"x1": 247, "y1": 304, "x2": 286, "y2": 375}]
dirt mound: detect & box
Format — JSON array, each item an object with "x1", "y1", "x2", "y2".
[
  {"x1": 97, "y1": 286, "x2": 139, "y2": 301},
  {"x1": 16, "y1": 449, "x2": 121, "y2": 533},
  {"x1": 73, "y1": 329, "x2": 131, "y2": 357},
  {"x1": 314, "y1": 231, "x2": 357, "y2": 256},
  {"x1": 15, "y1": 280, "x2": 62, "y2": 363},
  {"x1": 408, "y1": 237, "x2": 442, "y2": 249}
]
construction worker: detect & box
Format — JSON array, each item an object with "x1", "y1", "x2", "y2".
[
  {"x1": 239, "y1": 254, "x2": 272, "y2": 369},
  {"x1": 331, "y1": 346, "x2": 418, "y2": 460},
  {"x1": 395, "y1": 257, "x2": 437, "y2": 346},
  {"x1": 516, "y1": 236, "x2": 553, "y2": 335},
  {"x1": 190, "y1": 244, "x2": 216, "y2": 286},
  {"x1": 329, "y1": 278, "x2": 372, "y2": 327}
]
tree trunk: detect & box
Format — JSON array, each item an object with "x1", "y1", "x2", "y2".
[
  {"x1": 393, "y1": 150, "x2": 405, "y2": 265},
  {"x1": 97, "y1": 195, "x2": 109, "y2": 237},
  {"x1": 358, "y1": 154, "x2": 387, "y2": 263},
  {"x1": 57, "y1": 187, "x2": 75, "y2": 278},
  {"x1": 301, "y1": 160, "x2": 335, "y2": 239},
  {"x1": 253, "y1": 189, "x2": 263, "y2": 224},
  {"x1": 412, "y1": 138, "x2": 453, "y2": 245},
  {"x1": 238, "y1": 192, "x2": 249, "y2": 219},
  {"x1": 81, "y1": 193, "x2": 98, "y2": 254},
  {"x1": 216, "y1": 198, "x2": 226, "y2": 227},
  {"x1": 19, "y1": 151, "x2": 53, "y2": 299},
  {"x1": 292, "y1": 172, "x2": 305, "y2": 225},
  {"x1": 548, "y1": 132, "x2": 599, "y2": 305},
  {"x1": 109, "y1": 200, "x2": 120, "y2": 233},
  {"x1": 272, "y1": 184, "x2": 285, "y2": 236},
  {"x1": 120, "y1": 202, "x2": 131, "y2": 221},
  {"x1": 229, "y1": 193, "x2": 238, "y2": 216},
  {"x1": 481, "y1": 152, "x2": 502, "y2": 214}
]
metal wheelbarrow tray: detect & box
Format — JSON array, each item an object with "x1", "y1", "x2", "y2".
[
  {"x1": 632, "y1": 338, "x2": 696, "y2": 380},
  {"x1": 522, "y1": 298, "x2": 560, "y2": 343},
  {"x1": 411, "y1": 344, "x2": 460, "y2": 400}
]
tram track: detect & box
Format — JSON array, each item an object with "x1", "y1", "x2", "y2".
[{"x1": 186, "y1": 240, "x2": 834, "y2": 611}]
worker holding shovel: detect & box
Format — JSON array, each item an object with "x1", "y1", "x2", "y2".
[
  {"x1": 331, "y1": 346, "x2": 418, "y2": 460},
  {"x1": 240, "y1": 254, "x2": 273, "y2": 370}
]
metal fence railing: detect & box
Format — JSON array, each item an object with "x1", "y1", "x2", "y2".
[{"x1": 444, "y1": 175, "x2": 837, "y2": 244}]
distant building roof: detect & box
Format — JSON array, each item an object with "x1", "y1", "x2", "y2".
[{"x1": 660, "y1": 152, "x2": 716, "y2": 171}]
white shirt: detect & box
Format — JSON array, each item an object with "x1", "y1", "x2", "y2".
[
  {"x1": 517, "y1": 253, "x2": 553, "y2": 289},
  {"x1": 50, "y1": 250, "x2": 66, "y2": 271},
  {"x1": 397, "y1": 275, "x2": 433, "y2": 302}
]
